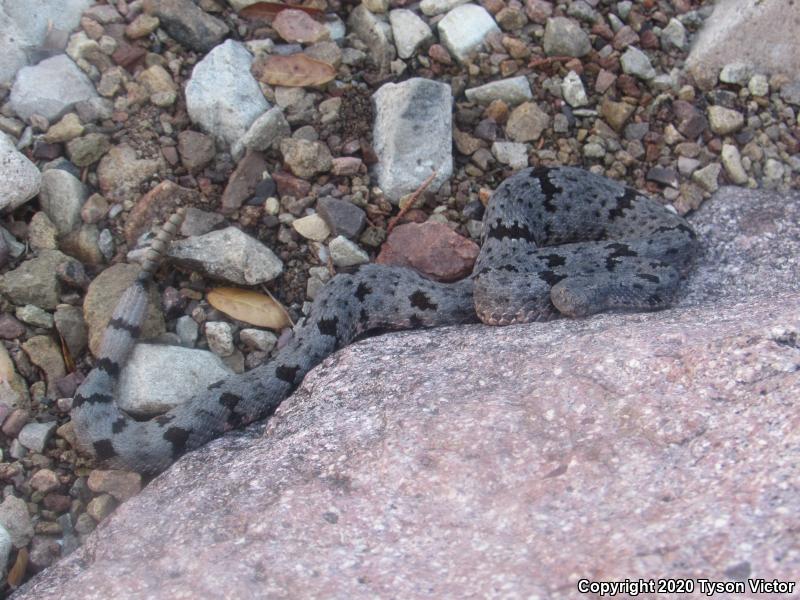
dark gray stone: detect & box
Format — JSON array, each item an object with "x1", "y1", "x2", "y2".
[
  {"x1": 144, "y1": 0, "x2": 229, "y2": 52},
  {"x1": 316, "y1": 197, "x2": 367, "y2": 239}
]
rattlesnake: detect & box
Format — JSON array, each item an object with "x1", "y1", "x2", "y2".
[{"x1": 71, "y1": 167, "x2": 698, "y2": 474}]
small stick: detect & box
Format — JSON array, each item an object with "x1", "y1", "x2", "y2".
[
  {"x1": 527, "y1": 55, "x2": 576, "y2": 69},
  {"x1": 387, "y1": 171, "x2": 437, "y2": 234},
  {"x1": 326, "y1": 252, "x2": 335, "y2": 279}
]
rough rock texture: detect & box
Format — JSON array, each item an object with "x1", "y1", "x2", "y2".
[
  {"x1": 185, "y1": 40, "x2": 269, "y2": 147},
  {"x1": 143, "y1": 0, "x2": 229, "y2": 53},
  {"x1": 376, "y1": 221, "x2": 479, "y2": 281},
  {"x1": 687, "y1": 0, "x2": 800, "y2": 80},
  {"x1": 372, "y1": 78, "x2": 453, "y2": 202},
  {"x1": 117, "y1": 345, "x2": 233, "y2": 417},
  {"x1": 0, "y1": 132, "x2": 41, "y2": 211},
  {"x1": 347, "y1": 4, "x2": 396, "y2": 75},
  {"x1": 167, "y1": 226, "x2": 283, "y2": 285},
  {"x1": 9, "y1": 55, "x2": 98, "y2": 122},
  {"x1": 436, "y1": 4, "x2": 499, "y2": 63},
  {"x1": 14, "y1": 188, "x2": 800, "y2": 598},
  {"x1": 0, "y1": 0, "x2": 93, "y2": 86},
  {"x1": 464, "y1": 76, "x2": 532, "y2": 106}
]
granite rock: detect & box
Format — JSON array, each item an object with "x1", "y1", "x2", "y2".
[
  {"x1": 185, "y1": 40, "x2": 269, "y2": 147},
  {"x1": 372, "y1": 78, "x2": 453, "y2": 203},
  {"x1": 9, "y1": 55, "x2": 98, "y2": 123}
]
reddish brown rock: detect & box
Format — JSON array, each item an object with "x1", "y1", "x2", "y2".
[
  {"x1": 673, "y1": 99, "x2": 708, "y2": 139},
  {"x1": 124, "y1": 181, "x2": 201, "y2": 245},
  {"x1": 87, "y1": 470, "x2": 142, "y2": 502},
  {"x1": 176, "y1": 130, "x2": 215, "y2": 172},
  {"x1": 220, "y1": 151, "x2": 267, "y2": 214},
  {"x1": 524, "y1": 0, "x2": 553, "y2": 23},
  {"x1": 96, "y1": 144, "x2": 164, "y2": 203},
  {"x1": 1, "y1": 409, "x2": 28, "y2": 437},
  {"x1": 272, "y1": 8, "x2": 328, "y2": 44},
  {"x1": 376, "y1": 221, "x2": 479, "y2": 282},
  {"x1": 594, "y1": 69, "x2": 616, "y2": 93},
  {"x1": 0, "y1": 314, "x2": 26, "y2": 339},
  {"x1": 612, "y1": 25, "x2": 639, "y2": 50},
  {"x1": 42, "y1": 494, "x2": 71, "y2": 513},
  {"x1": 330, "y1": 156, "x2": 363, "y2": 176},
  {"x1": 427, "y1": 44, "x2": 452, "y2": 65},
  {"x1": 272, "y1": 170, "x2": 311, "y2": 198}
]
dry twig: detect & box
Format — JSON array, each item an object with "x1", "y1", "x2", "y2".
[{"x1": 386, "y1": 171, "x2": 437, "y2": 234}]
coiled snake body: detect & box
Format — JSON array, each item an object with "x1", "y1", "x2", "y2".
[{"x1": 72, "y1": 167, "x2": 698, "y2": 474}]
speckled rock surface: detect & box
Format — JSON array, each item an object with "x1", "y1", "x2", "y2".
[
  {"x1": 686, "y1": 0, "x2": 800, "y2": 79},
  {"x1": 12, "y1": 189, "x2": 800, "y2": 598},
  {"x1": 372, "y1": 78, "x2": 453, "y2": 202}
]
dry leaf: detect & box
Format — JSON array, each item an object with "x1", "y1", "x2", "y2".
[
  {"x1": 253, "y1": 53, "x2": 336, "y2": 87},
  {"x1": 0, "y1": 343, "x2": 15, "y2": 384},
  {"x1": 58, "y1": 330, "x2": 75, "y2": 372},
  {"x1": 7, "y1": 548, "x2": 28, "y2": 588},
  {"x1": 207, "y1": 287, "x2": 290, "y2": 330},
  {"x1": 240, "y1": 2, "x2": 324, "y2": 21},
  {"x1": 273, "y1": 9, "x2": 328, "y2": 43}
]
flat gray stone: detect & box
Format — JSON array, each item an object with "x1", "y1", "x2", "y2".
[
  {"x1": 0, "y1": 20, "x2": 29, "y2": 89},
  {"x1": 719, "y1": 62, "x2": 754, "y2": 85},
  {"x1": 780, "y1": 81, "x2": 800, "y2": 106},
  {"x1": 316, "y1": 197, "x2": 367, "y2": 239},
  {"x1": 238, "y1": 107, "x2": 290, "y2": 153},
  {"x1": 0, "y1": 132, "x2": 41, "y2": 211},
  {"x1": 389, "y1": 9, "x2": 433, "y2": 60},
  {"x1": 543, "y1": 16, "x2": 590, "y2": 57},
  {"x1": 328, "y1": 235, "x2": 369, "y2": 267},
  {"x1": 17, "y1": 421, "x2": 56, "y2": 453},
  {"x1": 464, "y1": 76, "x2": 532, "y2": 105},
  {"x1": 0, "y1": 495, "x2": 32, "y2": 550},
  {"x1": 144, "y1": 0, "x2": 229, "y2": 53},
  {"x1": 347, "y1": 4, "x2": 396, "y2": 74},
  {"x1": 9, "y1": 54, "x2": 98, "y2": 122},
  {"x1": 620, "y1": 46, "x2": 656, "y2": 80},
  {"x1": 420, "y1": 0, "x2": 469, "y2": 16},
  {"x1": 437, "y1": 4, "x2": 499, "y2": 63},
  {"x1": 491, "y1": 140, "x2": 528, "y2": 169},
  {"x1": 561, "y1": 70, "x2": 588, "y2": 107},
  {"x1": 185, "y1": 40, "x2": 269, "y2": 148},
  {"x1": 687, "y1": 0, "x2": 800, "y2": 80},
  {"x1": 707, "y1": 105, "x2": 744, "y2": 134},
  {"x1": 372, "y1": 78, "x2": 453, "y2": 203},
  {"x1": 168, "y1": 226, "x2": 283, "y2": 285},
  {"x1": 660, "y1": 17, "x2": 687, "y2": 51},
  {"x1": 0, "y1": 250, "x2": 72, "y2": 310},
  {"x1": 0, "y1": 524, "x2": 11, "y2": 576},
  {"x1": 38, "y1": 169, "x2": 87, "y2": 234},
  {"x1": 204, "y1": 322, "x2": 235, "y2": 357},
  {"x1": 0, "y1": 0, "x2": 93, "y2": 86},
  {"x1": 117, "y1": 344, "x2": 233, "y2": 417}
]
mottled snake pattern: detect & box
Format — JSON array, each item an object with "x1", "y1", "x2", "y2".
[{"x1": 71, "y1": 167, "x2": 698, "y2": 474}]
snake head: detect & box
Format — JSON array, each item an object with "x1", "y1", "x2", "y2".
[{"x1": 473, "y1": 271, "x2": 560, "y2": 326}]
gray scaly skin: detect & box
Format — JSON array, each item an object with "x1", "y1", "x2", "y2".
[{"x1": 71, "y1": 167, "x2": 697, "y2": 474}]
